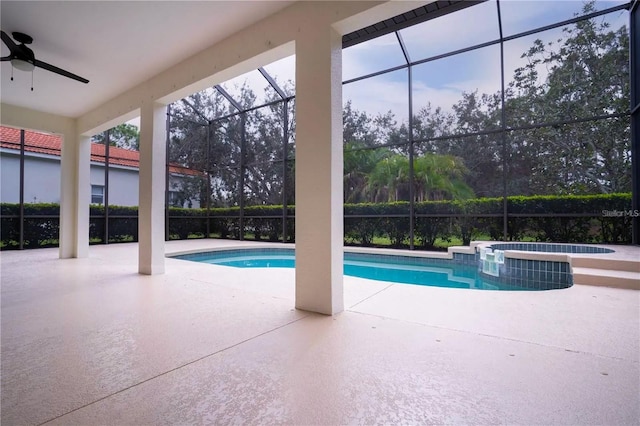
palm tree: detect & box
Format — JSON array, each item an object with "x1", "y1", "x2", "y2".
[
  {"x1": 413, "y1": 154, "x2": 474, "y2": 201},
  {"x1": 367, "y1": 154, "x2": 409, "y2": 202},
  {"x1": 365, "y1": 153, "x2": 474, "y2": 202},
  {"x1": 344, "y1": 143, "x2": 391, "y2": 203}
]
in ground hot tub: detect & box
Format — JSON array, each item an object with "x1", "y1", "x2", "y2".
[{"x1": 476, "y1": 242, "x2": 615, "y2": 290}]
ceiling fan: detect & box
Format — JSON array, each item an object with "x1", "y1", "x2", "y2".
[{"x1": 1, "y1": 30, "x2": 89, "y2": 84}]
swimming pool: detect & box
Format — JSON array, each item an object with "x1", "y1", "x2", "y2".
[{"x1": 173, "y1": 248, "x2": 551, "y2": 291}]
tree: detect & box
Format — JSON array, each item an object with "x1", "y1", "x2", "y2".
[
  {"x1": 504, "y1": 1, "x2": 630, "y2": 195},
  {"x1": 93, "y1": 123, "x2": 140, "y2": 150},
  {"x1": 343, "y1": 101, "x2": 381, "y2": 147},
  {"x1": 169, "y1": 82, "x2": 295, "y2": 208},
  {"x1": 412, "y1": 103, "x2": 455, "y2": 143},
  {"x1": 445, "y1": 91, "x2": 503, "y2": 198}
]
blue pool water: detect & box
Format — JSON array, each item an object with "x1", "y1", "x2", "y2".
[{"x1": 174, "y1": 249, "x2": 541, "y2": 291}]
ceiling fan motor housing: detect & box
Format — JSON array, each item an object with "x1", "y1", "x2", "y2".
[{"x1": 12, "y1": 32, "x2": 33, "y2": 45}]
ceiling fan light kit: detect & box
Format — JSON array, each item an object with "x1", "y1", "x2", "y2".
[
  {"x1": 1, "y1": 30, "x2": 89, "y2": 88},
  {"x1": 11, "y1": 58, "x2": 35, "y2": 72}
]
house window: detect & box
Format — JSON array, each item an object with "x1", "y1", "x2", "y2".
[{"x1": 91, "y1": 185, "x2": 104, "y2": 204}]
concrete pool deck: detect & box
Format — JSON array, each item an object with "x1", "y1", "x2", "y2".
[{"x1": 1, "y1": 240, "x2": 639, "y2": 424}]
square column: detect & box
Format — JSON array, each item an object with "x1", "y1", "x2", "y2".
[
  {"x1": 295, "y1": 24, "x2": 344, "y2": 315},
  {"x1": 59, "y1": 132, "x2": 90, "y2": 258},
  {"x1": 138, "y1": 102, "x2": 167, "y2": 274}
]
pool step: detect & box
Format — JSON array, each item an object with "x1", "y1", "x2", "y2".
[
  {"x1": 572, "y1": 267, "x2": 640, "y2": 290},
  {"x1": 571, "y1": 257, "x2": 640, "y2": 273}
]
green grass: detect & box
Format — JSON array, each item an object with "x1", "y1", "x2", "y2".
[{"x1": 369, "y1": 235, "x2": 490, "y2": 249}]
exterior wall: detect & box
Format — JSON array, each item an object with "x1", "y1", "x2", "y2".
[
  {"x1": 0, "y1": 149, "x2": 199, "y2": 207},
  {"x1": 106, "y1": 166, "x2": 141, "y2": 206},
  {"x1": 25, "y1": 156, "x2": 62, "y2": 204},
  {"x1": 86, "y1": 163, "x2": 140, "y2": 207},
  {"x1": 1, "y1": 150, "x2": 62, "y2": 204},
  {"x1": 0, "y1": 150, "x2": 21, "y2": 203}
]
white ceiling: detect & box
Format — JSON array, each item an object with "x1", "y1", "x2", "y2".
[{"x1": 0, "y1": 1, "x2": 292, "y2": 118}]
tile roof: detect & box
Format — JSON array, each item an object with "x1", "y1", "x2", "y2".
[{"x1": 0, "y1": 126, "x2": 201, "y2": 176}]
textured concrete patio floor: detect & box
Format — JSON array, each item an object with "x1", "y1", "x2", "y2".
[{"x1": 1, "y1": 240, "x2": 638, "y2": 425}]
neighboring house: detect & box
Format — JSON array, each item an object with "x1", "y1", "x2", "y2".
[{"x1": 0, "y1": 126, "x2": 201, "y2": 208}]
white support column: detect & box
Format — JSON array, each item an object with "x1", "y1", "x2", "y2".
[
  {"x1": 294, "y1": 23, "x2": 344, "y2": 315},
  {"x1": 138, "y1": 101, "x2": 167, "y2": 275},
  {"x1": 59, "y1": 131, "x2": 90, "y2": 258}
]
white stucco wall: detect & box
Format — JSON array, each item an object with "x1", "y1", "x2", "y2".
[
  {"x1": 105, "y1": 166, "x2": 141, "y2": 206},
  {"x1": 24, "y1": 156, "x2": 62, "y2": 204},
  {"x1": 1, "y1": 150, "x2": 61, "y2": 204}
]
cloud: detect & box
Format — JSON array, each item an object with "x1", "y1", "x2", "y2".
[
  {"x1": 344, "y1": 77, "x2": 410, "y2": 123},
  {"x1": 218, "y1": 69, "x2": 273, "y2": 107},
  {"x1": 342, "y1": 71, "x2": 504, "y2": 125},
  {"x1": 399, "y1": 1, "x2": 500, "y2": 61},
  {"x1": 126, "y1": 117, "x2": 140, "y2": 128},
  {"x1": 500, "y1": 0, "x2": 627, "y2": 35},
  {"x1": 343, "y1": 32, "x2": 408, "y2": 80},
  {"x1": 262, "y1": 55, "x2": 296, "y2": 93}
]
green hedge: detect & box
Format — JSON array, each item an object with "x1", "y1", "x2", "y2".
[
  {"x1": 0, "y1": 193, "x2": 633, "y2": 249},
  {"x1": 243, "y1": 205, "x2": 294, "y2": 242},
  {"x1": 1, "y1": 203, "x2": 60, "y2": 249},
  {"x1": 168, "y1": 206, "x2": 209, "y2": 239},
  {"x1": 342, "y1": 193, "x2": 633, "y2": 248},
  {"x1": 90, "y1": 205, "x2": 140, "y2": 242}
]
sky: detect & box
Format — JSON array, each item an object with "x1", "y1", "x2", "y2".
[{"x1": 128, "y1": 0, "x2": 629, "y2": 129}]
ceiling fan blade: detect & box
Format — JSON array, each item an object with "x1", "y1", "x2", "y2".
[
  {"x1": 1, "y1": 30, "x2": 18, "y2": 51},
  {"x1": 1, "y1": 56, "x2": 11, "y2": 61},
  {"x1": 34, "y1": 59, "x2": 89, "y2": 84}
]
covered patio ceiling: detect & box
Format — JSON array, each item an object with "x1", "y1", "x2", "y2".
[{"x1": 0, "y1": 1, "x2": 293, "y2": 118}]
